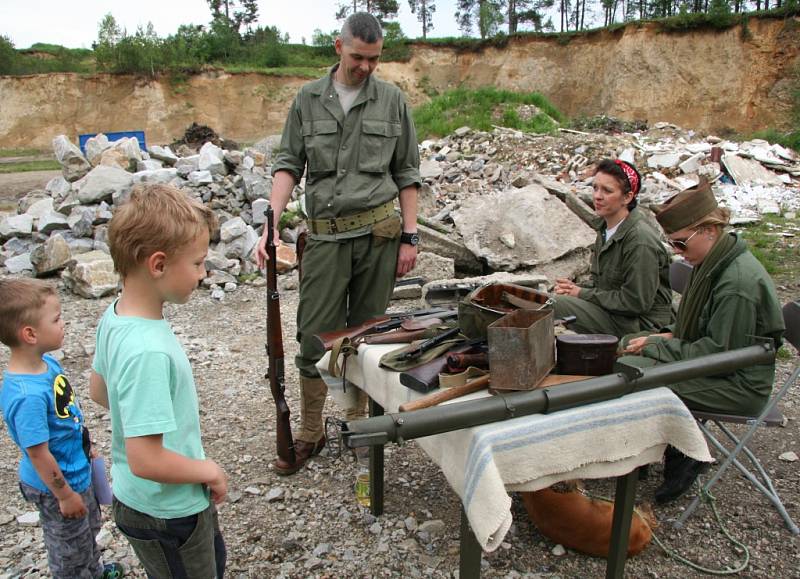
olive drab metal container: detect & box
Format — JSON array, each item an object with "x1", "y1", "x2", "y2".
[
  {"x1": 556, "y1": 334, "x2": 619, "y2": 376},
  {"x1": 458, "y1": 282, "x2": 553, "y2": 340},
  {"x1": 488, "y1": 309, "x2": 555, "y2": 391}
]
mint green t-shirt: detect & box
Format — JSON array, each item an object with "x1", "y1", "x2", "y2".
[{"x1": 92, "y1": 301, "x2": 209, "y2": 518}]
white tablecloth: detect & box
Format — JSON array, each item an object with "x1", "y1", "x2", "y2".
[{"x1": 318, "y1": 344, "x2": 711, "y2": 552}]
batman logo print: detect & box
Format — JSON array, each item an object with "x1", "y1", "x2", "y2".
[{"x1": 53, "y1": 374, "x2": 75, "y2": 419}]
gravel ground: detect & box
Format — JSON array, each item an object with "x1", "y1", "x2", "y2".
[{"x1": 1, "y1": 280, "x2": 799, "y2": 578}]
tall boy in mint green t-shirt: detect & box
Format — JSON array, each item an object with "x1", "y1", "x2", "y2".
[{"x1": 90, "y1": 184, "x2": 227, "y2": 578}]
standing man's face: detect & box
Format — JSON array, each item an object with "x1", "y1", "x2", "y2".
[{"x1": 334, "y1": 36, "x2": 383, "y2": 86}]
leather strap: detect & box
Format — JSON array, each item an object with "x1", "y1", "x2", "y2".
[{"x1": 438, "y1": 366, "x2": 489, "y2": 389}]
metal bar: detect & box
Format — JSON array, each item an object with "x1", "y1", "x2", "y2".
[
  {"x1": 606, "y1": 469, "x2": 639, "y2": 578},
  {"x1": 459, "y1": 506, "x2": 482, "y2": 579},
  {"x1": 343, "y1": 344, "x2": 775, "y2": 448},
  {"x1": 369, "y1": 397, "x2": 385, "y2": 517}
]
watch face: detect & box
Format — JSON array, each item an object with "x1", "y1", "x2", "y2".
[{"x1": 402, "y1": 232, "x2": 419, "y2": 246}]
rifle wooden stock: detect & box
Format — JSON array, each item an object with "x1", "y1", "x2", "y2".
[
  {"x1": 399, "y1": 342, "x2": 485, "y2": 393},
  {"x1": 399, "y1": 375, "x2": 491, "y2": 412},
  {"x1": 266, "y1": 207, "x2": 296, "y2": 466},
  {"x1": 313, "y1": 309, "x2": 455, "y2": 352},
  {"x1": 314, "y1": 316, "x2": 392, "y2": 352}
]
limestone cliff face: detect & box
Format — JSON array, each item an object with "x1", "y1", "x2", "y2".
[{"x1": 1, "y1": 18, "x2": 798, "y2": 149}]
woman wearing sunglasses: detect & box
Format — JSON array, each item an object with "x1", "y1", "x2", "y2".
[
  {"x1": 619, "y1": 177, "x2": 785, "y2": 503},
  {"x1": 553, "y1": 159, "x2": 674, "y2": 338}
]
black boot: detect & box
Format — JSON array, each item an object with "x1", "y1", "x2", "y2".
[{"x1": 655, "y1": 447, "x2": 708, "y2": 504}]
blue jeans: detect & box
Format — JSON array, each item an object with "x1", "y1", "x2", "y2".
[
  {"x1": 112, "y1": 498, "x2": 226, "y2": 579},
  {"x1": 20, "y1": 482, "x2": 104, "y2": 579}
]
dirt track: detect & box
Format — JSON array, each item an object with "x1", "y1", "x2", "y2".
[{"x1": 0, "y1": 170, "x2": 61, "y2": 208}]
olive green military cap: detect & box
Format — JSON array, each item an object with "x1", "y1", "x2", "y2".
[{"x1": 655, "y1": 177, "x2": 718, "y2": 234}]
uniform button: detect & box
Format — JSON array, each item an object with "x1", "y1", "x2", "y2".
[
  {"x1": 342, "y1": 145, "x2": 347, "y2": 150},
  {"x1": 340, "y1": 169, "x2": 347, "y2": 175}
]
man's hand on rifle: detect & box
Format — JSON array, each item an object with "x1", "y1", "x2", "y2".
[{"x1": 256, "y1": 227, "x2": 282, "y2": 270}]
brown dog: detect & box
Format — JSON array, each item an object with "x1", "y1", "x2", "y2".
[{"x1": 519, "y1": 482, "x2": 656, "y2": 558}]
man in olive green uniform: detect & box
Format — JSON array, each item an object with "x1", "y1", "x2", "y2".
[
  {"x1": 554, "y1": 208, "x2": 674, "y2": 338},
  {"x1": 256, "y1": 13, "x2": 421, "y2": 476}
]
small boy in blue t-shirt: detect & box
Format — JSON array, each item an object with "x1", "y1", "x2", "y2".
[
  {"x1": 90, "y1": 184, "x2": 227, "y2": 578},
  {"x1": 0, "y1": 278, "x2": 124, "y2": 579}
]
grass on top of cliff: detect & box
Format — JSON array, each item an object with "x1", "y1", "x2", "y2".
[{"x1": 412, "y1": 88, "x2": 565, "y2": 141}]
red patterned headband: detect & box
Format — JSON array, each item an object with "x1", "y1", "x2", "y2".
[{"x1": 614, "y1": 160, "x2": 640, "y2": 196}]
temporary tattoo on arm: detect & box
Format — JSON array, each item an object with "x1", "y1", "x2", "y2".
[{"x1": 51, "y1": 472, "x2": 66, "y2": 489}]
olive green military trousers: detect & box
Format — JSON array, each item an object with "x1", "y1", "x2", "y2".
[{"x1": 294, "y1": 233, "x2": 400, "y2": 439}]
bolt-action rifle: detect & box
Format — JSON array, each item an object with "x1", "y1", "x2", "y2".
[{"x1": 265, "y1": 207, "x2": 296, "y2": 467}]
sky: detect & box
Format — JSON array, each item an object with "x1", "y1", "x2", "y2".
[{"x1": 0, "y1": 0, "x2": 465, "y2": 49}]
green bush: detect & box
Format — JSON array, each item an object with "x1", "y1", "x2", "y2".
[{"x1": 413, "y1": 87, "x2": 565, "y2": 140}]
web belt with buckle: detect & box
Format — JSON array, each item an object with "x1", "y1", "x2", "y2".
[{"x1": 308, "y1": 200, "x2": 395, "y2": 235}]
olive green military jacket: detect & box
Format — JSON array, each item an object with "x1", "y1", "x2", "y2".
[
  {"x1": 271, "y1": 66, "x2": 420, "y2": 239},
  {"x1": 578, "y1": 208, "x2": 674, "y2": 329},
  {"x1": 640, "y1": 234, "x2": 785, "y2": 406}
]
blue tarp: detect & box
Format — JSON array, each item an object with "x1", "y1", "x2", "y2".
[{"x1": 78, "y1": 131, "x2": 147, "y2": 155}]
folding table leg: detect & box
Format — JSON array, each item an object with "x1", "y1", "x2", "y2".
[
  {"x1": 606, "y1": 468, "x2": 639, "y2": 579},
  {"x1": 459, "y1": 506, "x2": 482, "y2": 579},
  {"x1": 369, "y1": 398, "x2": 385, "y2": 517}
]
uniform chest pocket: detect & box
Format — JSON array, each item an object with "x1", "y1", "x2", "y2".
[
  {"x1": 302, "y1": 120, "x2": 339, "y2": 174},
  {"x1": 358, "y1": 119, "x2": 401, "y2": 173},
  {"x1": 599, "y1": 266, "x2": 625, "y2": 289}
]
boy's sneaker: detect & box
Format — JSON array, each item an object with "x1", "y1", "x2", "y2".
[{"x1": 101, "y1": 562, "x2": 125, "y2": 579}]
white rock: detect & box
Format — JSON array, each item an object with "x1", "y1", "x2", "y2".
[
  {"x1": 84, "y1": 133, "x2": 112, "y2": 164},
  {"x1": 37, "y1": 210, "x2": 70, "y2": 234},
  {"x1": 61, "y1": 250, "x2": 119, "y2": 299},
  {"x1": 679, "y1": 152, "x2": 705, "y2": 174},
  {"x1": 552, "y1": 544, "x2": 566, "y2": 556},
  {"x1": 647, "y1": 153, "x2": 682, "y2": 170},
  {"x1": 73, "y1": 166, "x2": 134, "y2": 205},
  {"x1": 5, "y1": 253, "x2": 33, "y2": 273},
  {"x1": 220, "y1": 216, "x2": 248, "y2": 242},
  {"x1": 16, "y1": 511, "x2": 40, "y2": 526},
  {"x1": 189, "y1": 170, "x2": 214, "y2": 185},
  {"x1": 25, "y1": 198, "x2": 54, "y2": 219},
  {"x1": 778, "y1": 451, "x2": 798, "y2": 462},
  {"x1": 52, "y1": 135, "x2": 91, "y2": 182},
  {"x1": 132, "y1": 168, "x2": 179, "y2": 184},
  {"x1": 251, "y1": 199, "x2": 269, "y2": 225},
  {"x1": 0, "y1": 214, "x2": 34, "y2": 238},
  {"x1": 199, "y1": 142, "x2": 227, "y2": 175}
]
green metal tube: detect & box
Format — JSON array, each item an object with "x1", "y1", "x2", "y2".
[{"x1": 342, "y1": 343, "x2": 775, "y2": 447}]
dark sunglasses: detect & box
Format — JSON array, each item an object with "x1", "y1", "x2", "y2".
[{"x1": 666, "y1": 229, "x2": 699, "y2": 251}]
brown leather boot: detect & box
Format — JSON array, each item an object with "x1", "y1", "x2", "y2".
[{"x1": 273, "y1": 436, "x2": 327, "y2": 476}]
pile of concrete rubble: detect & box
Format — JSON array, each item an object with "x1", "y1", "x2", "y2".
[{"x1": 0, "y1": 119, "x2": 797, "y2": 300}]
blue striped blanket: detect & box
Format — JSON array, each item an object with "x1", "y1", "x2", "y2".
[{"x1": 320, "y1": 345, "x2": 711, "y2": 552}]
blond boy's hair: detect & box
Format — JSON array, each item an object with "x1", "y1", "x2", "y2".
[
  {"x1": 108, "y1": 184, "x2": 218, "y2": 278},
  {"x1": 0, "y1": 279, "x2": 57, "y2": 347}
]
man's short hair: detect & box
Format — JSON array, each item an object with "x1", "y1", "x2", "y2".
[
  {"x1": 108, "y1": 184, "x2": 219, "y2": 278},
  {"x1": 341, "y1": 12, "x2": 383, "y2": 44},
  {"x1": 0, "y1": 279, "x2": 57, "y2": 347}
]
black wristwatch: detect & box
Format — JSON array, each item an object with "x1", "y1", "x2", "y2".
[{"x1": 400, "y1": 231, "x2": 420, "y2": 246}]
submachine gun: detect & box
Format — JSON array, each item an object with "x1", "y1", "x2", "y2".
[{"x1": 265, "y1": 207, "x2": 296, "y2": 466}]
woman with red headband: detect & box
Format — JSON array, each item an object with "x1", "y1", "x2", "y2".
[{"x1": 553, "y1": 159, "x2": 674, "y2": 338}]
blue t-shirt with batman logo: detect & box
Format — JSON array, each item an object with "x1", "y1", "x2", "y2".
[{"x1": 0, "y1": 354, "x2": 90, "y2": 493}]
